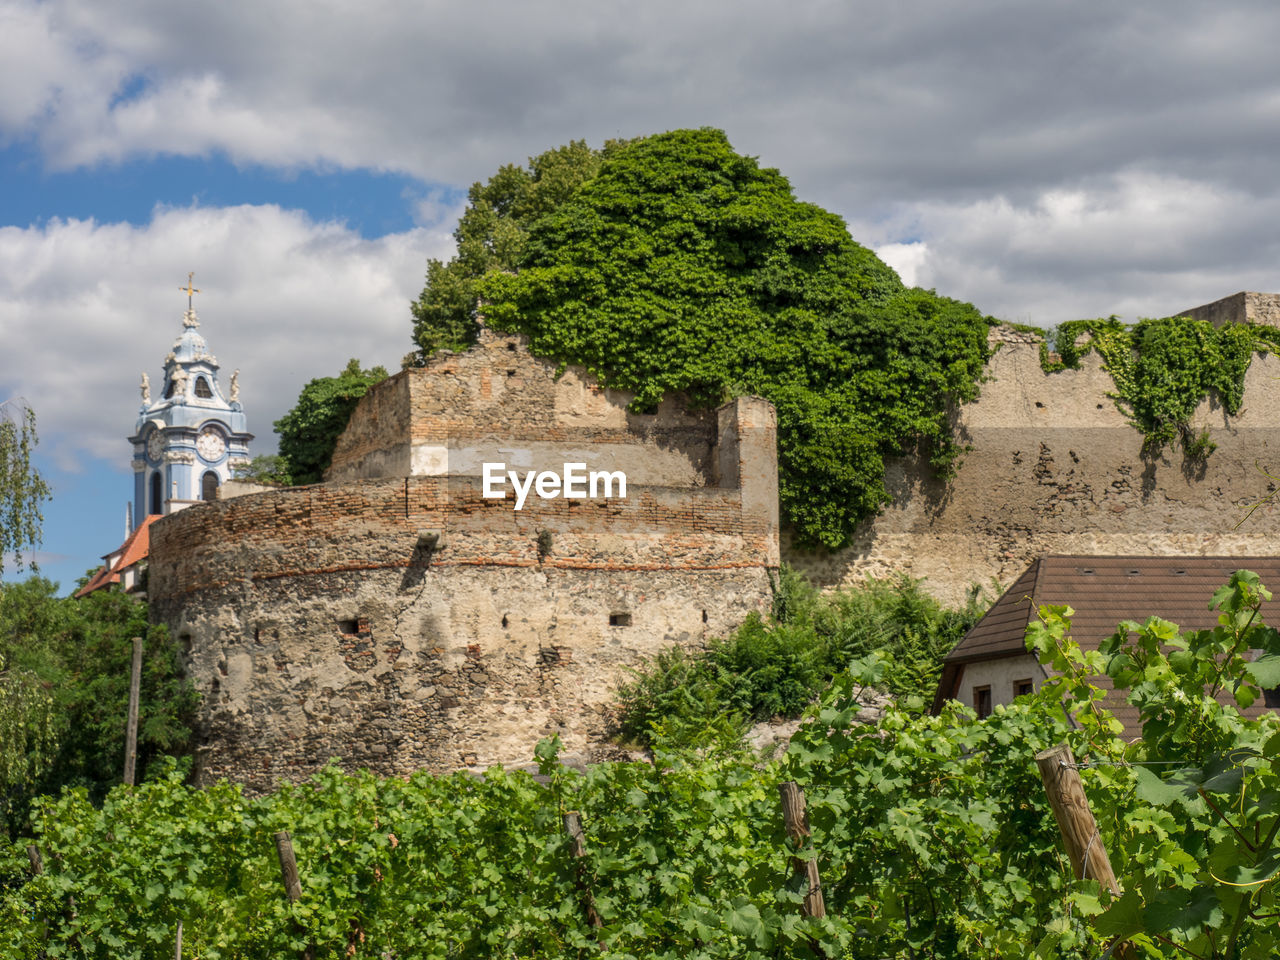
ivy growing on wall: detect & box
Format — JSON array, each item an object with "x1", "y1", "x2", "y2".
[
  {"x1": 1040, "y1": 316, "x2": 1280, "y2": 458},
  {"x1": 439, "y1": 128, "x2": 995, "y2": 549}
]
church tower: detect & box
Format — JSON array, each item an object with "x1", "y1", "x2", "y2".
[{"x1": 129, "y1": 277, "x2": 252, "y2": 526}]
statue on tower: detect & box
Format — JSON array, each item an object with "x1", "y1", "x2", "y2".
[
  {"x1": 140, "y1": 372, "x2": 151, "y2": 404},
  {"x1": 230, "y1": 369, "x2": 240, "y2": 403}
]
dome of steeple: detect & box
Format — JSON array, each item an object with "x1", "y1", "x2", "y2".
[
  {"x1": 128, "y1": 278, "x2": 253, "y2": 527},
  {"x1": 168, "y1": 309, "x2": 217, "y2": 367}
]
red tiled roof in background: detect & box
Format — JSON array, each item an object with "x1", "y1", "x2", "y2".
[
  {"x1": 74, "y1": 515, "x2": 159, "y2": 599},
  {"x1": 931, "y1": 555, "x2": 1280, "y2": 731}
]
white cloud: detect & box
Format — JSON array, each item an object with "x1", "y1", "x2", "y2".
[
  {"x1": 852, "y1": 171, "x2": 1280, "y2": 327},
  {"x1": 874, "y1": 242, "x2": 928, "y2": 288},
  {"x1": 6, "y1": 0, "x2": 1280, "y2": 207},
  {"x1": 0, "y1": 204, "x2": 455, "y2": 469},
  {"x1": 6, "y1": 0, "x2": 1280, "y2": 400}
]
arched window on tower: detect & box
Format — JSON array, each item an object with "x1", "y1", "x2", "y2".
[
  {"x1": 195, "y1": 377, "x2": 212, "y2": 398},
  {"x1": 201, "y1": 471, "x2": 219, "y2": 502},
  {"x1": 150, "y1": 471, "x2": 163, "y2": 515},
  {"x1": 164, "y1": 379, "x2": 176, "y2": 399}
]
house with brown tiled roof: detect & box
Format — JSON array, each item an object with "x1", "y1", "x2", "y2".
[
  {"x1": 931, "y1": 555, "x2": 1280, "y2": 735},
  {"x1": 75, "y1": 515, "x2": 158, "y2": 599}
]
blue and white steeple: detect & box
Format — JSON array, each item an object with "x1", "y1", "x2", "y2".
[{"x1": 129, "y1": 277, "x2": 252, "y2": 526}]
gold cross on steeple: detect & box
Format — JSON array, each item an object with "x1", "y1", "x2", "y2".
[{"x1": 180, "y1": 272, "x2": 200, "y2": 310}]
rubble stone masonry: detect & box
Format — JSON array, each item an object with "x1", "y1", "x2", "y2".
[
  {"x1": 149, "y1": 330, "x2": 779, "y2": 792},
  {"x1": 789, "y1": 318, "x2": 1280, "y2": 604}
]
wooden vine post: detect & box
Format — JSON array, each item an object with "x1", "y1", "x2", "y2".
[
  {"x1": 1035, "y1": 743, "x2": 1138, "y2": 960},
  {"x1": 778, "y1": 781, "x2": 826, "y2": 919},
  {"x1": 123, "y1": 636, "x2": 143, "y2": 786},
  {"x1": 274, "y1": 831, "x2": 315, "y2": 960},
  {"x1": 26, "y1": 844, "x2": 42, "y2": 876},
  {"x1": 562, "y1": 811, "x2": 604, "y2": 931}
]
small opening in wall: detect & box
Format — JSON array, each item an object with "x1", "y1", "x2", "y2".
[
  {"x1": 1128, "y1": 568, "x2": 1141, "y2": 576},
  {"x1": 337, "y1": 618, "x2": 358, "y2": 635},
  {"x1": 502, "y1": 614, "x2": 509, "y2": 629},
  {"x1": 1081, "y1": 568, "x2": 1095, "y2": 575},
  {"x1": 1174, "y1": 568, "x2": 1187, "y2": 576},
  {"x1": 702, "y1": 609, "x2": 708, "y2": 624},
  {"x1": 1034, "y1": 401, "x2": 1044, "y2": 408},
  {"x1": 609, "y1": 612, "x2": 632, "y2": 627},
  {"x1": 1097, "y1": 404, "x2": 1104, "y2": 409},
  {"x1": 506, "y1": 369, "x2": 517, "y2": 378},
  {"x1": 506, "y1": 342, "x2": 517, "y2": 351}
]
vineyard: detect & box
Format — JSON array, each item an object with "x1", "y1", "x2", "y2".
[{"x1": 4, "y1": 572, "x2": 1280, "y2": 959}]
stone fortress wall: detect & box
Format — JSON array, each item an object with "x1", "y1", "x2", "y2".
[
  {"x1": 148, "y1": 290, "x2": 1280, "y2": 790},
  {"x1": 789, "y1": 292, "x2": 1280, "y2": 604},
  {"x1": 148, "y1": 329, "x2": 779, "y2": 792}
]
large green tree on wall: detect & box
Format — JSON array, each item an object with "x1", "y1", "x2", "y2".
[
  {"x1": 271, "y1": 359, "x2": 390, "y2": 485},
  {"x1": 409, "y1": 139, "x2": 607, "y2": 358},
  {"x1": 412, "y1": 128, "x2": 994, "y2": 549}
]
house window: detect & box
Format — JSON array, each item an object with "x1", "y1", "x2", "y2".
[
  {"x1": 974, "y1": 685, "x2": 992, "y2": 719},
  {"x1": 150, "y1": 471, "x2": 163, "y2": 515},
  {"x1": 195, "y1": 376, "x2": 213, "y2": 398},
  {"x1": 1265, "y1": 687, "x2": 1280, "y2": 709},
  {"x1": 1014, "y1": 679, "x2": 1034, "y2": 698},
  {"x1": 201, "y1": 471, "x2": 219, "y2": 502}
]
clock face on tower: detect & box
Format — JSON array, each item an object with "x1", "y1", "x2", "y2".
[
  {"x1": 196, "y1": 428, "x2": 226, "y2": 462},
  {"x1": 146, "y1": 428, "x2": 165, "y2": 463}
]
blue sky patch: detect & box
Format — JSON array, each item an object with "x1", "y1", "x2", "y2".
[{"x1": 0, "y1": 143, "x2": 460, "y2": 238}]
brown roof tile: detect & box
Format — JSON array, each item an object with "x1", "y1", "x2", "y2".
[{"x1": 74, "y1": 516, "x2": 158, "y2": 599}]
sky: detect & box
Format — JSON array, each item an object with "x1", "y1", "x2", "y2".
[{"x1": 4, "y1": 0, "x2": 1280, "y2": 592}]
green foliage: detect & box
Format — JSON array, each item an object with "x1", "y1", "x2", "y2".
[
  {"x1": 1041, "y1": 315, "x2": 1278, "y2": 458},
  {"x1": 0, "y1": 399, "x2": 51, "y2": 576},
  {"x1": 477, "y1": 129, "x2": 993, "y2": 548},
  {"x1": 413, "y1": 129, "x2": 993, "y2": 548},
  {"x1": 409, "y1": 139, "x2": 607, "y2": 360},
  {"x1": 274, "y1": 359, "x2": 389, "y2": 485},
  {"x1": 0, "y1": 577, "x2": 198, "y2": 835},
  {"x1": 785, "y1": 654, "x2": 1100, "y2": 958},
  {"x1": 1029, "y1": 570, "x2": 1280, "y2": 958},
  {"x1": 9, "y1": 575, "x2": 1280, "y2": 957},
  {"x1": 615, "y1": 568, "x2": 988, "y2": 747},
  {"x1": 232, "y1": 454, "x2": 291, "y2": 486},
  {"x1": 0, "y1": 648, "x2": 56, "y2": 840}
]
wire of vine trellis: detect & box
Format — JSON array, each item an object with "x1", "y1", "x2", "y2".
[{"x1": 1058, "y1": 759, "x2": 1187, "y2": 769}]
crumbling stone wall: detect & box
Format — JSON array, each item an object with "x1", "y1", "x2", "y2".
[
  {"x1": 327, "y1": 329, "x2": 718, "y2": 488},
  {"x1": 789, "y1": 322, "x2": 1280, "y2": 604},
  {"x1": 150, "y1": 330, "x2": 779, "y2": 793}
]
